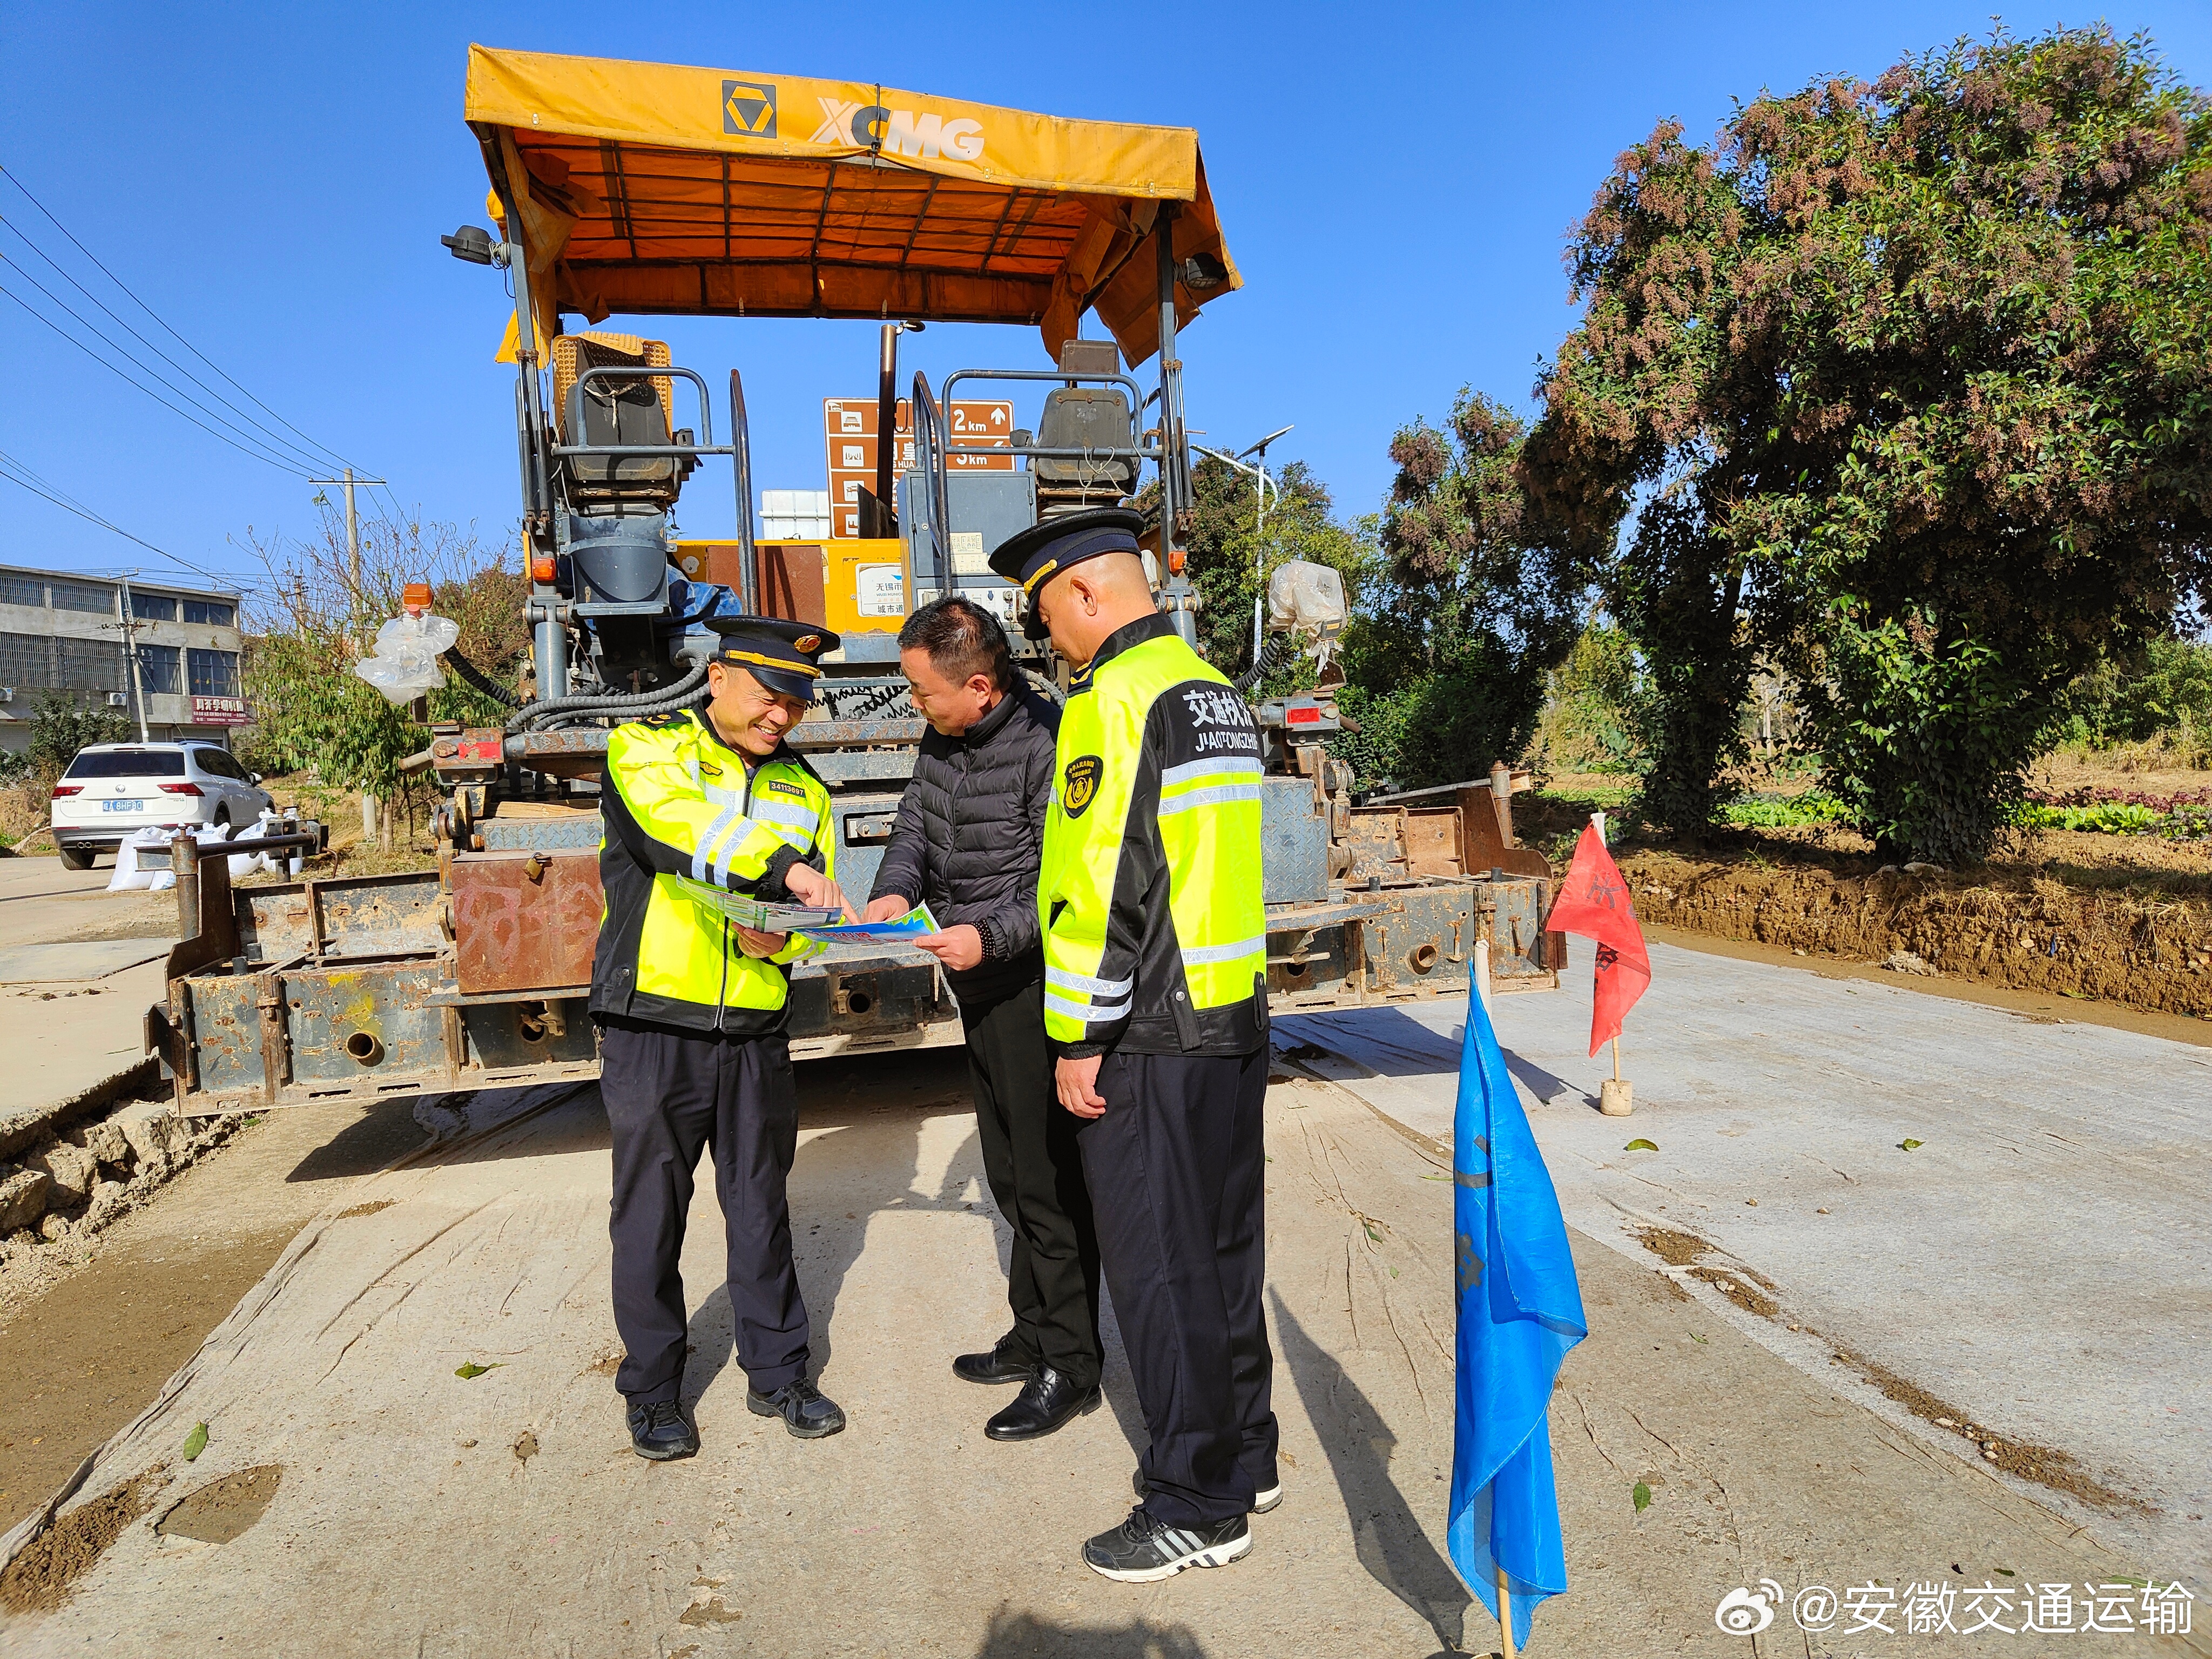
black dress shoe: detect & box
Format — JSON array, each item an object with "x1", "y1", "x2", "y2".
[
  {"x1": 747, "y1": 1378, "x2": 847, "y2": 1439},
  {"x1": 953, "y1": 1332, "x2": 1037, "y2": 1386},
  {"x1": 626, "y1": 1399, "x2": 699, "y2": 1461},
  {"x1": 985, "y1": 1365, "x2": 1102, "y2": 1442}
]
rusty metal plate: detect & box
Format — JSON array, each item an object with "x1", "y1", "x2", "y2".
[
  {"x1": 238, "y1": 871, "x2": 443, "y2": 963},
  {"x1": 451, "y1": 851, "x2": 603, "y2": 994},
  {"x1": 1403, "y1": 807, "x2": 1464, "y2": 879}
]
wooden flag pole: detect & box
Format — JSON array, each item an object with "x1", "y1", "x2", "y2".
[
  {"x1": 1497, "y1": 1562, "x2": 1517, "y2": 1659},
  {"x1": 1600, "y1": 1032, "x2": 1634, "y2": 1116}
]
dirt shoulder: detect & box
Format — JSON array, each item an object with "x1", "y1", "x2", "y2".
[
  {"x1": 1519, "y1": 778, "x2": 2212, "y2": 1026},
  {"x1": 0, "y1": 1098, "x2": 424, "y2": 1536}
]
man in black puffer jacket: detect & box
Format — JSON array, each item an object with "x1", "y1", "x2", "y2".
[{"x1": 864, "y1": 597, "x2": 1103, "y2": 1442}]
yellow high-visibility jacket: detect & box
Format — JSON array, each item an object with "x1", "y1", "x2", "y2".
[
  {"x1": 1038, "y1": 612, "x2": 1269, "y2": 1058},
  {"x1": 590, "y1": 707, "x2": 832, "y2": 1035}
]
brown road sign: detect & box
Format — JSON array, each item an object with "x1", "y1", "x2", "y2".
[{"x1": 823, "y1": 397, "x2": 1012, "y2": 536}]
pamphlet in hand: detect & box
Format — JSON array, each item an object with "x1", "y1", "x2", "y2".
[
  {"x1": 673, "y1": 877, "x2": 847, "y2": 935},
  {"x1": 791, "y1": 903, "x2": 942, "y2": 948}
]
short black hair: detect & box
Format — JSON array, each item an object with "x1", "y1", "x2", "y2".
[{"x1": 899, "y1": 596, "x2": 1014, "y2": 691}]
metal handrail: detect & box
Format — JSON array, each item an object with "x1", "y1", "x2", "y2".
[
  {"x1": 909, "y1": 372, "x2": 954, "y2": 596},
  {"x1": 561, "y1": 363, "x2": 717, "y2": 455},
  {"x1": 940, "y1": 367, "x2": 1158, "y2": 462}
]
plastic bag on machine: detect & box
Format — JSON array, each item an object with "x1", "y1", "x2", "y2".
[
  {"x1": 353, "y1": 612, "x2": 461, "y2": 704},
  {"x1": 1265, "y1": 561, "x2": 1347, "y2": 635}
]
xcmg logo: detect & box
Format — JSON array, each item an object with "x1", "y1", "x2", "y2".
[
  {"x1": 807, "y1": 98, "x2": 985, "y2": 162},
  {"x1": 722, "y1": 79, "x2": 776, "y2": 137}
]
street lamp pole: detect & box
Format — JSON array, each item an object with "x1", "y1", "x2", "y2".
[{"x1": 1196, "y1": 425, "x2": 1293, "y2": 670}]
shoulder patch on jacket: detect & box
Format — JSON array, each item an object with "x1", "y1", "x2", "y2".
[{"x1": 1062, "y1": 755, "x2": 1102, "y2": 817}]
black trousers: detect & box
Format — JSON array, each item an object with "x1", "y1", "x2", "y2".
[
  {"x1": 966, "y1": 979, "x2": 1102, "y2": 1389},
  {"x1": 601, "y1": 1020, "x2": 810, "y2": 1404},
  {"x1": 1078, "y1": 1047, "x2": 1277, "y2": 1529}
]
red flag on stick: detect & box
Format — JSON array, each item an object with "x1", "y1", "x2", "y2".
[{"x1": 1544, "y1": 822, "x2": 1651, "y2": 1057}]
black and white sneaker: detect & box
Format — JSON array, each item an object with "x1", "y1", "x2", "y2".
[
  {"x1": 1082, "y1": 1507, "x2": 1251, "y2": 1582},
  {"x1": 1132, "y1": 1466, "x2": 1283, "y2": 1514}
]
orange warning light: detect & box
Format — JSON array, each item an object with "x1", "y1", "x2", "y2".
[{"x1": 530, "y1": 556, "x2": 558, "y2": 584}]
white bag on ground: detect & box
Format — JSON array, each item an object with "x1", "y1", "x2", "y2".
[
  {"x1": 105, "y1": 826, "x2": 173, "y2": 893},
  {"x1": 354, "y1": 612, "x2": 460, "y2": 705}
]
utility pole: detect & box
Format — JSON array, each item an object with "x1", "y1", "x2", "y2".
[
  {"x1": 309, "y1": 468, "x2": 387, "y2": 596},
  {"x1": 310, "y1": 469, "x2": 388, "y2": 846},
  {"x1": 112, "y1": 576, "x2": 151, "y2": 744}
]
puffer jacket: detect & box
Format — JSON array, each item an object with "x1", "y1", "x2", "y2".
[{"x1": 868, "y1": 683, "x2": 1060, "y2": 1004}]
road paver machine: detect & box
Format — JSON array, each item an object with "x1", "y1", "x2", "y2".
[{"x1": 146, "y1": 48, "x2": 1561, "y2": 1113}]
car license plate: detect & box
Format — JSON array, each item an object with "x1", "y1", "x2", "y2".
[{"x1": 102, "y1": 799, "x2": 143, "y2": 813}]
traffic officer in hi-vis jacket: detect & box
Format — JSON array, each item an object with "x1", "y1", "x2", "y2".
[
  {"x1": 591, "y1": 616, "x2": 853, "y2": 1459},
  {"x1": 989, "y1": 508, "x2": 1281, "y2": 1582}
]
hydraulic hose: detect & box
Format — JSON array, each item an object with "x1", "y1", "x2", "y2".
[
  {"x1": 1235, "y1": 637, "x2": 1295, "y2": 695},
  {"x1": 440, "y1": 647, "x2": 524, "y2": 709},
  {"x1": 504, "y1": 660, "x2": 711, "y2": 733}
]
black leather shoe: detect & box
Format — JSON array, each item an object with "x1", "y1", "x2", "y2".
[
  {"x1": 747, "y1": 1378, "x2": 847, "y2": 1439},
  {"x1": 985, "y1": 1365, "x2": 1102, "y2": 1442},
  {"x1": 626, "y1": 1399, "x2": 699, "y2": 1461},
  {"x1": 953, "y1": 1332, "x2": 1037, "y2": 1386}
]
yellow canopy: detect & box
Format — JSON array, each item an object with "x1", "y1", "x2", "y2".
[{"x1": 465, "y1": 45, "x2": 1241, "y2": 367}]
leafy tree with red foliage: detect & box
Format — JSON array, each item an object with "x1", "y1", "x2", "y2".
[{"x1": 1527, "y1": 26, "x2": 2212, "y2": 862}]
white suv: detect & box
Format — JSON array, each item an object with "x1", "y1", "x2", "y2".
[{"x1": 50, "y1": 742, "x2": 274, "y2": 870}]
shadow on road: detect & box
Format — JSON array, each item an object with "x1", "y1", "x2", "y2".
[
  {"x1": 683, "y1": 1044, "x2": 983, "y2": 1402},
  {"x1": 1271, "y1": 1290, "x2": 1471, "y2": 1655},
  {"x1": 974, "y1": 1609, "x2": 1210, "y2": 1659},
  {"x1": 284, "y1": 1095, "x2": 434, "y2": 1182}
]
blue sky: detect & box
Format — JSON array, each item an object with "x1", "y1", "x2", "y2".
[{"x1": 3, "y1": 3, "x2": 2208, "y2": 601}]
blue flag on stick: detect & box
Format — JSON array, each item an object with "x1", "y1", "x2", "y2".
[{"x1": 1449, "y1": 983, "x2": 1587, "y2": 1651}]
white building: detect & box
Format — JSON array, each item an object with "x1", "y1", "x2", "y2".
[{"x1": 0, "y1": 563, "x2": 247, "y2": 755}]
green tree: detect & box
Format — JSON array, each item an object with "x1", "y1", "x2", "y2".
[
  {"x1": 25, "y1": 691, "x2": 130, "y2": 781},
  {"x1": 239, "y1": 505, "x2": 528, "y2": 830},
  {"x1": 1530, "y1": 26, "x2": 2212, "y2": 861},
  {"x1": 1152, "y1": 454, "x2": 1374, "y2": 677},
  {"x1": 1337, "y1": 390, "x2": 1600, "y2": 790}
]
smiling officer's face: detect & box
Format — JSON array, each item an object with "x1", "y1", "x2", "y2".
[{"x1": 706, "y1": 663, "x2": 808, "y2": 757}]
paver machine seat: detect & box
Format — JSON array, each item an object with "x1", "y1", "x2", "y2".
[
  {"x1": 552, "y1": 332, "x2": 692, "y2": 510},
  {"x1": 1033, "y1": 340, "x2": 1139, "y2": 518}
]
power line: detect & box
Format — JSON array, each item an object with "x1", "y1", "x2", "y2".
[
  {"x1": 0, "y1": 218, "x2": 345, "y2": 478},
  {"x1": 0, "y1": 284, "x2": 318, "y2": 478},
  {"x1": 0, "y1": 165, "x2": 402, "y2": 536},
  {"x1": 0, "y1": 449, "x2": 265, "y2": 593},
  {"x1": 0, "y1": 165, "x2": 373, "y2": 481},
  {"x1": 0, "y1": 265, "x2": 320, "y2": 478}
]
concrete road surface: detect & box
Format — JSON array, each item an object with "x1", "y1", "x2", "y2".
[
  {"x1": 3, "y1": 1056, "x2": 2191, "y2": 1657},
  {"x1": 0, "y1": 858, "x2": 174, "y2": 952},
  {"x1": 1279, "y1": 936, "x2": 2212, "y2": 1583},
  {"x1": 0, "y1": 857, "x2": 176, "y2": 1133}
]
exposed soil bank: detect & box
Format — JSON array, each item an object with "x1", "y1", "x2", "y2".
[{"x1": 1621, "y1": 846, "x2": 2212, "y2": 1021}]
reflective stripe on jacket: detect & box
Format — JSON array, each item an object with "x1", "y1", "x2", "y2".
[
  {"x1": 590, "y1": 707, "x2": 833, "y2": 1036},
  {"x1": 1038, "y1": 612, "x2": 1267, "y2": 1057}
]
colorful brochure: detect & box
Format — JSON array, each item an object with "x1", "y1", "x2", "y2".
[{"x1": 792, "y1": 903, "x2": 942, "y2": 948}]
